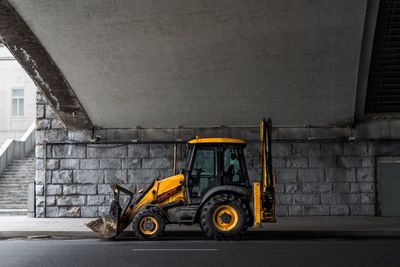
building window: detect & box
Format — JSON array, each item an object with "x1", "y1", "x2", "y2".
[{"x1": 12, "y1": 89, "x2": 24, "y2": 117}]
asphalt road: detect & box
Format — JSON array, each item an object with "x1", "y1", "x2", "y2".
[{"x1": 0, "y1": 237, "x2": 399, "y2": 267}]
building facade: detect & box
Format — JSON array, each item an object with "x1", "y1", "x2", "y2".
[{"x1": 0, "y1": 44, "x2": 36, "y2": 145}]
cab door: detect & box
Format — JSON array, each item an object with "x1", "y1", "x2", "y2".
[{"x1": 187, "y1": 145, "x2": 220, "y2": 204}]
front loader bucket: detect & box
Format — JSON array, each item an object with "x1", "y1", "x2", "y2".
[
  {"x1": 86, "y1": 184, "x2": 134, "y2": 238},
  {"x1": 86, "y1": 214, "x2": 118, "y2": 239}
]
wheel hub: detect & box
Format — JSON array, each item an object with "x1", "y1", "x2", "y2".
[
  {"x1": 139, "y1": 216, "x2": 158, "y2": 235},
  {"x1": 143, "y1": 220, "x2": 155, "y2": 231},
  {"x1": 219, "y1": 212, "x2": 232, "y2": 224},
  {"x1": 213, "y1": 205, "x2": 239, "y2": 231}
]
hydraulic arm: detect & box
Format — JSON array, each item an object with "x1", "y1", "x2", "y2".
[{"x1": 253, "y1": 118, "x2": 276, "y2": 227}]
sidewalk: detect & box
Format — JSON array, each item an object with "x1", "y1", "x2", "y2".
[{"x1": 1, "y1": 216, "x2": 400, "y2": 239}]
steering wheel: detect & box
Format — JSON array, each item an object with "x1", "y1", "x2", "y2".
[
  {"x1": 193, "y1": 168, "x2": 204, "y2": 175},
  {"x1": 191, "y1": 168, "x2": 204, "y2": 187}
]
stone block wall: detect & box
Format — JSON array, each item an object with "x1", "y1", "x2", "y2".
[
  {"x1": 35, "y1": 142, "x2": 179, "y2": 217},
  {"x1": 35, "y1": 92, "x2": 400, "y2": 217},
  {"x1": 245, "y1": 142, "x2": 378, "y2": 216}
]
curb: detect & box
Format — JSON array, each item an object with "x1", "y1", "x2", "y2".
[{"x1": 0, "y1": 231, "x2": 98, "y2": 239}]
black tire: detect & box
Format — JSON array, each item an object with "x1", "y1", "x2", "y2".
[
  {"x1": 132, "y1": 208, "x2": 165, "y2": 240},
  {"x1": 200, "y1": 194, "x2": 250, "y2": 240}
]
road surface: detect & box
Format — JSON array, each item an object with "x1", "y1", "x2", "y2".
[{"x1": 0, "y1": 235, "x2": 399, "y2": 266}]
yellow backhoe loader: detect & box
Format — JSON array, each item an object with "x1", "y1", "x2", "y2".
[{"x1": 87, "y1": 118, "x2": 276, "y2": 240}]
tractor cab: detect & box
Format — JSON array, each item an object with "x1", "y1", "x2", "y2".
[{"x1": 184, "y1": 138, "x2": 250, "y2": 205}]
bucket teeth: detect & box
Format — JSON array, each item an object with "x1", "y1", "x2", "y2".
[{"x1": 86, "y1": 215, "x2": 117, "y2": 239}]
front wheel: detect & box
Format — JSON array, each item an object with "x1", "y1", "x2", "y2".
[
  {"x1": 200, "y1": 194, "x2": 250, "y2": 240},
  {"x1": 132, "y1": 208, "x2": 165, "y2": 240}
]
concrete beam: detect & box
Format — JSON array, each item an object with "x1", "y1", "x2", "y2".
[
  {"x1": 355, "y1": 0, "x2": 381, "y2": 120},
  {"x1": 0, "y1": 0, "x2": 92, "y2": 129}
]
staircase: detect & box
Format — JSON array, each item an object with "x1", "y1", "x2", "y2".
[{"x1": 0, "y1": 154, "x2": 35, "y2": 216}]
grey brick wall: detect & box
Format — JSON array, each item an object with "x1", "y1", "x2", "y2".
[{"x1": 35, "y1": 91, "x2": 400, "y2": 217}]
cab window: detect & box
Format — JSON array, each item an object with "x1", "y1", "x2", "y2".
[{"x1": 222, "y1": 146, "x2": 249, "y2": 186}]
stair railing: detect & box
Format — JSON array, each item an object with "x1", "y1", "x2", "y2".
[{"x1": 0, "y1": 122, "x2": 36, "y2": 176}]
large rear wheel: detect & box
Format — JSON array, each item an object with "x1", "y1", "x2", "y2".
[
  {"x1": 200, "y1": 194, "x2": 250, "y2": 240},
  {"x1": 132, "y1": 208, "x2": 165, "y2": 240}
]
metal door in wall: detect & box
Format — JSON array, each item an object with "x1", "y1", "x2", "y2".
[{"x1": 377, "y1": 158, "x2": 400, "y2": 216}]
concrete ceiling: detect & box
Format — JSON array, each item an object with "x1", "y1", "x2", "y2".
[{"x1": 8, "y1": 0, "x2": 368, "y2": 128}]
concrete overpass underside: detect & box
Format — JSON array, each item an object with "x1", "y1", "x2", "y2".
[{"x1": 1, "y1": 0, "x2": 369, "y2": 128}]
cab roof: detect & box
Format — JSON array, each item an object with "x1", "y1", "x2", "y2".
[{"x1": 187, "y1": 137, "x2": 246, "y2": 144}]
